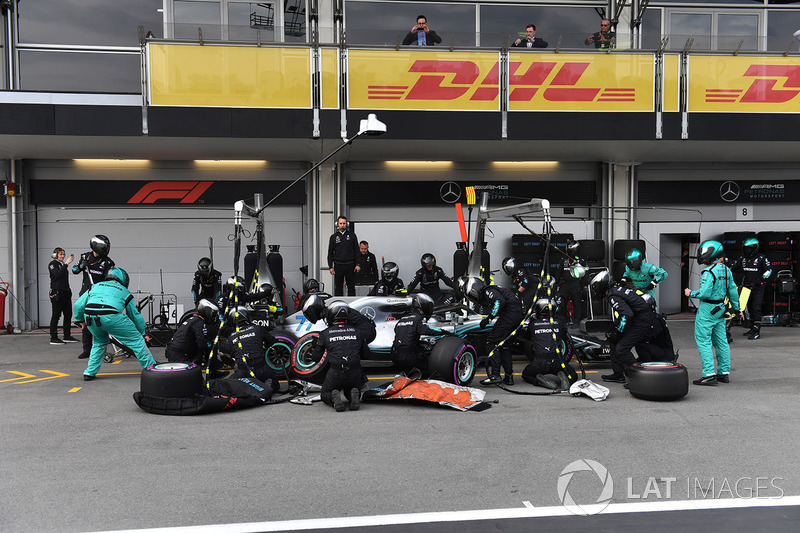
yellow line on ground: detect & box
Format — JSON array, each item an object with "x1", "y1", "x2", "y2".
[
  {"x1": 112, "y1": 360, "x2": 123, "y2": 365},
  {"x1": 97, "y1": 372, "x2": 142, "y2": 376},
  {"x1": 14, "y1": 370, "x2": 69, "y2": 384},
  {"x1": 1, "y1": 371, "x2": 36, "y2": 382},
  {"x1": 68, "y1": 387, "x2": 82, "y2": 393}
]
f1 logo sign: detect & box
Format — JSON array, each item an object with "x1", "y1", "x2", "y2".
[{"x1": 127, "y1": 181, "x2": 213, "y2": 204}]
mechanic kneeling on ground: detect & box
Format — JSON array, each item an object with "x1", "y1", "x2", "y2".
[
  {"x1": 589, "y1": 271, "x2": 657, "y2": 386},
  {"x1": 391, "y1": 293, "x2": 452, "y2": 376},
  {"x1": 465, "y1": 278, "x2": 524, "y2": 386},
  {"x1": 522, "y1": 298, "x2": 577, "y2": 391},
  {"x1": 313, "y1": 302, "x2": 369, "y2": 412},
  {"x1": 221, "y1": 306, "x2": 281, "y2": 391},
  {"x1": 166, "y1": 298, "x2": 220, "y2": 365},
  {"x1": 73, "y1": 267, "x2": 157, "y2": 381}
]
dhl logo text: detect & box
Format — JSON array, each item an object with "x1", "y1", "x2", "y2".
[
  {"x1": 706, "y1": 65, "x2": 800, "y2": 103},
  {"x1": 367, "y1": 60, "x2": 635, "y2": 102}
]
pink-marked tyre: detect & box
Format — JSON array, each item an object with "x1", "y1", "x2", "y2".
[
  {"x1": 140, "y1": 362, "x2": 203, "y2": 398},
  {"x1": 626, "y1": 362, "x2": 688, "y2": 401},
  {"x1": 266, "y1": 335, "x2": 295, "y2": 377},
  {"x1": 428, "y1": 337, "x2": 477, "y2": 386},
  {"x1": 290, "y1": 332, "x2": 328, "y2": 383}
]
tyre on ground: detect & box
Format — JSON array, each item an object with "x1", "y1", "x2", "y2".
[
  {"x1": 626, "y1": 362, "x2": 688, "y2": 401},
  {"x1": 140, "y1": 362, "x2": 203, "y2": 398}
]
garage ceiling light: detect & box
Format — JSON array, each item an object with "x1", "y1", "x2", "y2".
[
  {"x1": 73, "y1": 159, "x2": 151, "y2": 167},
  {"x1": 491, "y1": 161, "x2": 559, "y2": 169},
  {"x1": 384, "y1": 161, "x2": 454, "y2": 168},
  {"x1": 194, "y1": 160, "x2": 268, "y2": 167}
]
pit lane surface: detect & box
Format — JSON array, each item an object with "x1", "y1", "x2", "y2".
[{"x1": 2, "y1": 319, "x2": 799, "y2": 532}]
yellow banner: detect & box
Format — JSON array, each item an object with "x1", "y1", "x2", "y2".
[
  {"x1": 148, "y1": 44, "x2": 311, "y2": 108},
  {"x1": 348, "y1": 50, "x2": 500, "y2": 111},
  {"x1": 321, "y1": 48, "x2": 339, "y2": 109},
  {"x1": 348, "y1": 50, "x2": 653, "y2": 111},
  {"x1": 508, "y1": 53, "x2": 654, "y2": 111},
  {"x1": 689, "y1": 55, "x2": 800, "y2": 113},
  {"x1": 663, "y1": 54, "x2": 680, "y2": 112}
]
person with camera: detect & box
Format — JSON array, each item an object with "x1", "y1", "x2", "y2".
[
  {"x1": 511, "y1": 24, "x2": 548, "y2": 48},
  {"x1": 585, "y1": 19, "x2": 615, "y2": 49},
  {"x1": 48, "y1": 247, "x2": 79, "y2": 345},
  {"x1": 684, "y1": 241, "x2": 742, "y2": 386},
  {"x1": 402, "y1": 15, "x2": 442, "y2": 46},
  {"x1": 71, "y1": 235, "x2": 115, "y2": 359}
]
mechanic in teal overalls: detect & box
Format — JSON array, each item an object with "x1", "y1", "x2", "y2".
[
  {"x1": 684, "y1": 241, "x2": 742, "y2": 386},
  {"x1": 623, "y1": 248, "x2": 667, "y2": 301},
  {"x1": 74, "y1": 267, "x2": 157, "y2": 381}
]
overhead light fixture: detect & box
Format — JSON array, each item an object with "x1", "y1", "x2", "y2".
[
  {"x1": 73, "y1": 159, "x2": 151, "y2": 167},
  {"x1": 491, "y1": 161, "x2": 559, "y2": 169},
  {"x1": 384, "y1": 161, "x2": 454, "y2": 168},
  {"x1": 194, "y1": 160, "x2": 268, "y2": 167}
]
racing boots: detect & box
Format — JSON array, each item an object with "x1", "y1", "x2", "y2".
[
  {"x1": 349, "y1": 388, "x2": 361, "y2": 411},
  {"x1": 601, "y1": 372, "x2": 626, "y2": 383},
  {"x1": 481, "y1": 373, "x2": 503, "y2": 386},
  {"x1": 692, "y1": 375, "x2": 718, "y2": 386},
  {"x1": 330, "y1": 389, "x2": 346, "y2": 412},
  {"x1": 502, "y1": 374, "x2": 514, "y2": 386},
  {"x1": 716, "y1": 373, "x2": 730, "y2": 383},
  {"x1": 747, "y1": 325, "x2": 761, "y2": 340}
]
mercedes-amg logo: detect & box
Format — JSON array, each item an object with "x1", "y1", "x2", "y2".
[
  {"x1": 361, "y1": 306, "x2": 376, "y2": 321},
  {"x1": 720, "y1": 181, "x2": 740, "y2": 203},
  {"x1": 440, "y1": 181, "x2": 462, "y2": 204}
]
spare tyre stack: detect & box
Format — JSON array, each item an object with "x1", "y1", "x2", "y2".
[
  {"x1": 511, "y1": 233, "x2": 573, "y2": 279},
  {"x1": 793, "y1": 232, "x2": 800, "y2": 315},
  {"x1": 759, "y1": 231, "x2": 793, "y2": 319}
]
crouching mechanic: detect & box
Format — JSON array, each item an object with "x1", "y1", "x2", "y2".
[
  {"x1": 222, "y1": 306, "x2": 281, "y2": 390},
  {"x1": 391, "y1": 293, "x2": 452, "y2": 375},
  {"x1": 73, "y1": 267, "x2": 157, "y2": 381},
  {"x1": 313, "y1": 302, "x2": 369, "y2": 412},
  {"x1": 684, "y1": 240, "x2": 742, "y2": 386},
  {"x1": 464, "y1": 278, "x2": 524, "y2": 386},
  {"x1": 166, "y1": 299, "x2": 219, "y2": 365},
  {"x1": 522, "y1": 298, "x2": 577, "y2": 390},
  {"x1": 589, "y1": 271, "x2": 657, "y2": 385}
]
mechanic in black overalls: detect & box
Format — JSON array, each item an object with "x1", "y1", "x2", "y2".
[
  {"x1": 313, "y1": 302, "x2": 369, "y2": 412},
  {"x1": 732, "y1": 238, "x2": 772, "y2": 340},
  {"x1": 71, "y1": 235, "x2": 115, "y2": 359},
  {"x1": 522, "y1": 298, "x2": 576, "y2": 390},
  {"x1": 407, "y1": 253, "x2": 461, "y2": 305},
  {"x1": 166, "y1": 299, "x2": 219, "y2": 365},
  {"x1": 222, "y1": 306, "x2": 281, "y2": 391},
  {"x1": 465, "y1": 278, "x2": 523, "y2": 386},
  {"x1": 369, "y1": 262, "x2": 406, "y2": 296},
  {"x1": 556, "y1": 241, "x2": 587, "y2": 328},
  {"x1": 590, "y1": 271, "x2": 657, "y2": 385},
  {"x1": 391, "y1": 293, "x2": 450, "y2": 375},
  {"x1": 48, "y1": 247, "x2": 79, "y2": 345},
  {"x1": 297, "y1": 278, "x2": 332, "y2": 312},
  {"x1": 327, "y1": 215, "x2": 361, "y2": 296},
  {"x1": 191, "y1": 257, "x2": 222, "y2": 308},
  {"x1": 502, "y1": 256, "x2": 538, "y2": 312}
]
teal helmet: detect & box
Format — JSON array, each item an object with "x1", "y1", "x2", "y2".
[
  {"x1": 742, "y1": 238, "x2": 759, "y2": 258},
  {"x1": 625, "y1": 248, "x2": 644, "y2": 270},
  {"x1": 697, "y1": 240, "x2": 724, "y2": 265},
  {"x1": 105, "y1": 267, "x2": 129, "y2": 288}
]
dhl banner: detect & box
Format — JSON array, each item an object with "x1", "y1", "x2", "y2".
[
  {"x1": 507, "y1": 52, "x2": 653, "y2": 111},
  {"x1": 321, "y1": 48, "x2": 339, "y2": 109},
  {"x1": 148, "y1": 43, "x2": 312, "y2": 108},
  {"x1": 663, "y1": 54, "x2": 680, "y2": 112},
  {"x1": 348, "y1": 50, "x2": 500, "y2": 111},
  {"x1": 689, "y1": 55, "x2": 800, "y2": 113},
  {"x1": 348, "y1": 50, "x2": 654, "y2": 112}
]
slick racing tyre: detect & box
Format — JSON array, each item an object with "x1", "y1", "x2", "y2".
[
  {"x1": 140, "y1": 362, "x2": 203, "y2": 398},
  {"x1": 265, "y1": 335, "x2": 295, "y2": 377},
  {"x1": 428, "y1": 337, "x2": 477, "y2": 386},
  {"x1": 626, "y1": 362, "x2": 688, "y2": 401},
  {"x1": 290, "y1": 332, "x2": 328, "y2": 383}
]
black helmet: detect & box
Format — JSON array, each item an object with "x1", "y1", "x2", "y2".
[
  {"x1": 625, "y1": 249, "x2": 643, "y2": 270},
  {"x1": 302, "y1": 294, "x2": 325, "y2": 323},
  {"x1": 534, "y1": 298, "x2": 553, "y2": 319},
  {"x1": 412, "y1": 293, "x2": 435, "y2": 320},
  {"x1": 197, "y1": 257, "x2": 213, "y2": 278},
  {"x1": 697, "y1": 240, "x2": 724, "y2": 265},
  {"x1": 326, "y1": 301, "x2": 350, "y2": 324},
  {"x1": 105, "y1": 267, "x2": 129, "y2": 288},
  {"x1": 303, "y1": 278, "x2": 320, "y2": 294},
  {"x1": 196, "y1": 299, "x2": 219, "y2": 324},
  {"x1": 421, "y1": 253, "x2": 436, "y2": 269},
  {"x1": 225, "y1": 276, "x2": 245, "y2": 293},
  {"x1": 226, "y1": 306, "x2": 250, "y2": 326},
  {"x1": 589, "y1": 270, "x2": 611, "y2": 299},
  {"x1": 566, "y1": 241, "x2": 580, "y2": 258},
  {"x1": 90, "y1": 235, "x2": 111, "y2": 257},
  {"x1": 501, "y1": 257, "x2": 516, "y2": 276},
  {"x1": 258, "y1": 283, "x2": 274, "y2": 299},
  {"x1": 463, "y1": 276, "x2": 486, "y2": 305},
  {"x1": 382, "y1": 262, "x2": 399, "y2": 282},
  {"x1": 742, "y1": 238, "x2": 759, "y2": 258},
  {"x1": 641, "y1": 293, "x2": 657, "y2": 312}
]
